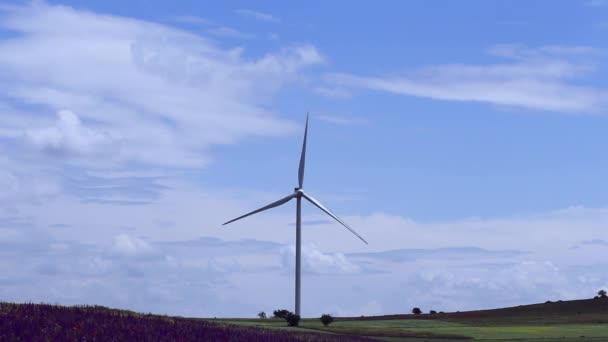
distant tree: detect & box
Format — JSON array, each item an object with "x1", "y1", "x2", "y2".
[
  {"x1": 286, "y1": 312, "x2": 300, "y2": 327},
  {"x1": 598, "y1": 290, "x2": 607, "y2": 298},
  {"x1": 257, "y1": 311, "x2": 266, "y2": 319},
  {"x1": 429, "y1": 310, "x2": 437, "y2": 315},
  {"x1": 273, "y1": 309, "x2": 290, "y2": 319},
  {"x1": 412, "y1": 307, "x2": 422, "y2": 315},
  {"x1": 320, "y1": 314, "x2": 334, "y2": 326}
]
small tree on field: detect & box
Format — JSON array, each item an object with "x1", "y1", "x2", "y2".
[
  {"x1": 273, "y1": 309, "x2": 290, "y2": 319},
  {"x1": 429, "y1": 310, "x2": 437, "y2": 315},
  {"x1": 320, "y1": 314, "x2": 334, "y2": 326},
  {"x1": 286, "y1": 312, "x2": 300, "y2": 327},
  {"x1": 412, "y1": 307, "x2": 422, "y2": 315},
  {"x1": 257, "y1": 311, "x2": 266, "y2": 319},
  {"x1": 598, "y1": 289, "x2": 607, "y2": 298}
]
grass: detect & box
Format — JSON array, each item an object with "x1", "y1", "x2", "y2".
[
  {"x1": 4, "y1": 298, "x2": 608, "y2": 341},
  {"x1": 224, "y1": 318, "x2": 608, "y2": 341},
  {"x1": 220, "y1": 298, "x2": 608, "y2": 341},
  {"x1": 381, "y1": 322, "x2": 608, "y2": 339}
]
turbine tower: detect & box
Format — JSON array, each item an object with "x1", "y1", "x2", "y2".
[{"x1": 223, "y1": 114, "x2": 367, "y2": 317}]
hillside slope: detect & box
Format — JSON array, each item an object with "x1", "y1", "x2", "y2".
[
  {"x1": 0, "y1": 302, "x2": 375, "y2": 341},
  {"x1": 340, "y1": 297, "x2": 608, "y2": 324}
]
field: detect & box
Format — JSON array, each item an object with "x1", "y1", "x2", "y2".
[
  {"x1": 221, "y1": 298, "x2": 608, "y2": 341},
  {"x1": 2, "y1": 298, "x2": 608, "y2": 341},
  {"x1": 0, "y1": 302, "x2": 373, "y2": 341},
  {"x1": 220, "y1": 318, "x2": 608, "y2": 341}
]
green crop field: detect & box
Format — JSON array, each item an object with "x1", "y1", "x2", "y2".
[
  {"x1": 219, "y1": 298, "x2": 608, "y2": 341},
  {"x1": 219, "y1": 318, "x2": 608, "y2": 341}
]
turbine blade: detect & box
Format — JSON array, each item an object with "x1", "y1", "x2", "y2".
[
  {"x1": 298, "y1": 114, "x2": 309, "y2": 188},
  {"x1": 302, "y1": 192, "x2": 368, "y2": 244},
  {"x1": 223, "y1": 193, "x2": 295, "y2": 226}
]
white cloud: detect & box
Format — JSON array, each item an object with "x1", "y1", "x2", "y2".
[
  {"x1": 280, "y1": 243, "x2": 360, "y2": 274},
  {"x1": 581, "y1": 238, "x2": 608, "y2": 246},
  {"x1": 0, "y1": 171, "x2": 19, "y2": 198},
  {"x1": 25, "y1": 110, "x2": 112, "y2": 155},
  {"x1": 0, "y1": 166, "x2": 61, "y2": 204},
  {"x1": 172, "y1": 15, "x2": 212, "y2": 26},
  {"x1": 236, "y1": 9, "x2": 279, "y2": 23},
  {"x1": 317, "y1": 114, "x2": 368, "y2": 125},
  {"x1": 110, "y1": 234, "x2": 154, "y2": 257},
  {"x1": 0, "y1": 3, "x2": 323, "y2": 171},
  {"x1": 311, "y1": 86, "x2": 352, "y2": 99},
  {"x1": 2, "y1": 188, "x2": 608, "y2": 316},
  {"x1": 0, "y1": 181, "x2": 605, "y2": 315},
  {"x1": 206, "y1": 26, "x2": 253, "y2": 39},
  {"x1": 324, "y1": 45, "x2": 608, "y2": 113}
]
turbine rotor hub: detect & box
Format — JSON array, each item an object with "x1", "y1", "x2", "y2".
[{"x1": 294, "y1": 188, "x2": 304, "y2": 198}]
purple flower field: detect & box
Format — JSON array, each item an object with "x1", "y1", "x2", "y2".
[{"x1": 0, "y1": 302, "x2": 376, "y2": 341}]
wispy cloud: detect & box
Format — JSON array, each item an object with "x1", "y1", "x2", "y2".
[
  {"x1": 581, "y1": 239, "x2": 608, "y2": 246},
  {"x1": 206, "y1": 26, "x2": 253, "y2": 39},
  {"x1": 173, "y1": 15, "x2": 253, "y2": 40},
  {"x1": 348, "y1": 247, "x2": 527, "y2": 262},
  {"x1": 587, "y1": 0, "x2": 608, "y2": 7},
  {"x1": 236, "y1": 9, "x2": 279, "y2": 23},
  {"x1": 312, "y1": 86, "x2": 352, "y2": 99},
  {"x1": 324, "y1": 45, "x2": 608, "y2": 114},
  {"x1": 172, "y1": 15, "x2": 212, "y2": 26},
  {"x1": 0, "y1": 3, "x2": 324, "y2": 203},
  {"x1": 318, "y1": 114, "x2": 368, "y2": 125}
]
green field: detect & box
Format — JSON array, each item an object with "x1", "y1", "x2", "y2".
[
  {"x1": 218, "y1": 298, "x2": 608, "y2": 341},
  {"x1": 218, "y1": 318, "x2": 608, "y2": 341}
]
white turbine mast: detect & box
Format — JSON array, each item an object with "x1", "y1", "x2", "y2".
[{"x1": 222, "y1": 113, "x2": 367, "y2": 317}]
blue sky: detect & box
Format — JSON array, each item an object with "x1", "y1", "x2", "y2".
[{"x1": 1, "y1": 0, "x2": 608, "y2": 317}]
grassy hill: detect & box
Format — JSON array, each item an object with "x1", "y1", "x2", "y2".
[
  {"x1": 222, "y1": 297, "x2": 608, "y2": 341},
  {"x1": 338, "y1": 297, "x2": 608, "y2": 325},
  {"x1": 0, "y1": 302, "x2": 374, "y2": 341},
  {"x1": 2, "y1": 298, "x2": 608, "y2": 341}
]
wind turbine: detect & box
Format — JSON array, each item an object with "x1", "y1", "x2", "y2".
[{"x1": 223, "y1": 114, "x2": 367, "y2": 317}]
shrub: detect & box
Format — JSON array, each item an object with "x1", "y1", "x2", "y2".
[
  {"x1": 598, "y1": 289, "x2": 607, "y2": 298},
  {"x1": 273, "y1": 309, "x2": 290, "y2": 319},
  {"x1": 286, "y1": 312, "x2": 300, "y2": 327},
  {"x1": 257, "y1": 311, "x2": 266, "y2": 319},
  {"x1": 429, "y1": 310, "x2": 437, "y2": 315},
  {"x1": 412, "y1": 307, "x2": 422, "y2": 315},
  {"x1": 320, "y1": 314, "x2": 334, "y2": 326}
]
